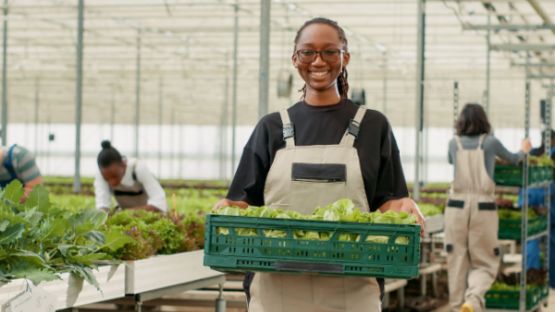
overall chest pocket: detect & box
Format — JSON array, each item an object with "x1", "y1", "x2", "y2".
[
  {"x1": 290, "y1": 163, "x2": 348, "y2": 213},
  {"x1": 291, "y1": 163, "x2": 346, "y2": 183}
]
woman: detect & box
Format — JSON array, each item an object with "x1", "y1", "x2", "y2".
[
  {"x1": 445, "y1": 103, "x2": 531, "y2": 312},
  {"x1": 215, "y1": 17, "x2": 423, "y2": 312},
  {"x1": 94, "y1": 140, "x2": 167, "y2": 212}
]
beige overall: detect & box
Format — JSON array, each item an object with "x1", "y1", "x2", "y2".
[
  {"x1": 248, "y1": 106, "x2": 382, "y2": 312},
  {"x1": 112, "y1": 163, "x2": 149, "y2": 209},
  {"x1": 444, "y1": 135, "x2": 500, "y2": 312}
]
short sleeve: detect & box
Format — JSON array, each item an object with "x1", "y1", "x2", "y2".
[
  {"x1": 226, "y1": 113, "x2": 282, "y2": 206},
  {"x1": 134, "y1": 161, "x2": 168, "y2": 211},
  {"x1": 370, "y1": 123, "x2": 409, "y2": 209},
  {"x1": 94, "y1": 171, "x2": 112, "y2": 209},
  {"x1": 12, "y1": 146, "x2": 41, "y2": 183}
]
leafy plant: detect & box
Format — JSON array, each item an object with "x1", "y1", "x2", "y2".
[
  {"x1": 0, "y1": 181, "x2": 127, "y2": 286},
  {"x1": 213, "y1": 199, "x2": 418, "y2": 242}
]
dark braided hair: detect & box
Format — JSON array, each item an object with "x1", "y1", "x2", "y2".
[{"x1": 294, "y1": 17, "x2": 349, "y2": 99}]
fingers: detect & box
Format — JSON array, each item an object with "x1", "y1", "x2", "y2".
[{"x1": 213, "y1": 198, "x2": 231, "y2": 211}]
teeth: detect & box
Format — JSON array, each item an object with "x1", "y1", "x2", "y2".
[{"x1": 311, "y1": 72, "x2": 328, "y2": 78}]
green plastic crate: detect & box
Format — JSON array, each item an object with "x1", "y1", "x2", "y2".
[
  {"x1": 494, "y1": 165, "x2": 552, "y2": 186},
  {"x1": 203, "y1": 215, "x2": 421, "y2": 279},
  {"x1": 498, "y1": 217, "x2": 548, "y2": 240},
  {"x1": 485, "y1": 285, "x2": 548, "y2": 310}
]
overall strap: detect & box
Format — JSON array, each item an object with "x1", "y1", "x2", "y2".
[
  {"x1": 131, "y1": 162, "x2": 138, "y2": 181},
  {"x1": 279, "y1": 109, "x2": 295, "y2": 148},
  {"x1": 477, "y1": 134, "x2": 487, "y2": 150},
  {"x1": 454, "y1": 136, "x2": 464, "y2": 151},
  {"x1": 340, "y1": 106, "x2": 367, "y2": 146},
  {"x1": 3, "y1": 144, "x2": 18, "y2": 181}
]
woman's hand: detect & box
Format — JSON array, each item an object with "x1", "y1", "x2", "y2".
[
  {"x1": 378, "y1": 197, "x2": 425, "y2": 237},
  {"x1": 521, "y1": 138, "x2": 532, "y2": 153},
  {"x1": 213, "y1": 198, "x2": 249, "y2": 211}
]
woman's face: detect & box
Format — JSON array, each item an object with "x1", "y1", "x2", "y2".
[
  {"x1": 292, "y1": 23, "x2": 350, "y2": 95},
  {"x1": 100, "y1": 162, "x2": 126, "y2": 187}
]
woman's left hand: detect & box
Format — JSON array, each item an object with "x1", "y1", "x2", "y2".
[{"x1": 379, "y1": 197, "x2": 425, "y2": 237}]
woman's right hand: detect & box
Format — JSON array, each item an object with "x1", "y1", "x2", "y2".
[
  {"x1": 213, "y1": 198, "x2": 249, "y2": 211},
  {"x1": 521, "y1": 138, "x2": 532, "y2": 153}
]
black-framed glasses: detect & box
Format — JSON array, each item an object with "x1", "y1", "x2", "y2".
[{"x1": 295, "y1": 48, "x2": 344, "y2": 64}]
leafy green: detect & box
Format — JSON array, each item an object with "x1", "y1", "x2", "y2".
[
  {"x1": 0, "y1": 181, "x2": 115, "y2": 286},
  {"x1": 418, "y1": 203, "x2": 443, "y2": 217},
  {"x1": 213, "y1": 199, "x2": 418, "y2": 243}
]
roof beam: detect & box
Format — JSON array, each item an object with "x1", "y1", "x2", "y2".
[
  {"x1": 490, "y1": 44, "x2": 555, "y2": 52},
  {"x1": 462, "y1": 24, "x2": 555, "y2": 31}
]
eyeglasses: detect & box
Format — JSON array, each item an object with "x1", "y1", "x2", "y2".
[{"x1": 295, "y1": 48, "x2": 344, "y2": 64}]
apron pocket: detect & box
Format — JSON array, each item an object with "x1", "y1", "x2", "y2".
[
  {"x1": 446, "y1": 199, "x2": 464, "y2": 208},
  {"x1": 291, "y1": 163, "x2": 346, "y2": 182},
  {"x1": 478, "y1": 202, "x2": 496, "y2": 211}
]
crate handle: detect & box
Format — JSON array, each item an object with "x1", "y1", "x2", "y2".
[{"x1": 275, "y1": 261, "x2": 343, "y2": 273}]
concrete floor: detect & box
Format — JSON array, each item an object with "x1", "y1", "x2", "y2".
[{"x1": 431, "y1": 288, "x2": 555, "y2": 312}]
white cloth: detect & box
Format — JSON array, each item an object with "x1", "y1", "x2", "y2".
[{"x1": 94, "y1": 158, "x2": 167, "y2": 211}]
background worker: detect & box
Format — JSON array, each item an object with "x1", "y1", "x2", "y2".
[
  {"x1": 446, "y1": 103, "x2": 531, "y2": 312},
  {"x1": 94, "y1": 140, "x2": 167, "y2": 213},
  {"x1": 0, "y1": 144, "x2": 43, "y2": 199}
]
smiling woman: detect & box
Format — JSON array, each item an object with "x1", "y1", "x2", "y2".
[
  {"x1": 215, "y1": 17, "x2": 424, "y2": 312},
  {"x1": 292, "y1": 17, "x2": 350, "y2": 103}
]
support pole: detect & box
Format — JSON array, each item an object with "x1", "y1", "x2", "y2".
[
  {"x1": 258, "y1": 0, "x2": 270, "y2": 118},
  {"x1": 34, "y1": 78, "x2": 39, "y2": 153},
  {"x1": 520, "y1": 78, "x2": 531, "y2": 312},
  {"x1": 485, "y1": 13, "x2": 491, "y2": 114},
  {"x1": 231, "y1": 2, "x2": 239, "y2": 177},
  {"x1": 220, "y1": 54, "x2": 230, "y2": 180},
  {"x1": 73, "y1": 0, "x2": 84, "y2": 193},
  {"x1": 158, "y1": 77, "x2": 163, "y2": 176},
  {"x1": 453, "y1": 81, "x2": 459, "y2": 124},
  {"x1": 134, "y1": 28, "x2": 142, "y2": 158},
  {"x1": 110, "y1": 87, "x2": 115, "y2": 140},
  {"x1": 1, "y1": 0, "x2": 8, "y2": 145},
  {"x1": 414, "y1": 0, "x2": 426, "y2": 200},
  {"x1": 382, "y1": 52, "x2": 388, "y2": 115}
]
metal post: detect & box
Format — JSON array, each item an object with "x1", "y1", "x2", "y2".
[
  {"x1": 485, "y1": 13, "x2": 491, "y2": 114},
  {"x1": 34, "y1": 78, "x2": 39, "y2": 153},
  {"x1": 382, "y1": 51, "x2": 388, "y2": 115},
  {"x1": 414, "y1": 0, "x2": 426, "y2": 200},
  {"x1": 170, "y1": 108, "x2": 175, "y2": 178},
  {"x1": 158, "y1": 77, "x2": 163, "y2": 176},
  {"x1": 520, "y1": 79, "x2": 531, "y2": 312},
  {"x1": 73, "y1": 0, "x2": 84, "y2": 193},
  {"x1": 1, "y1": 0, "x2": 8, "y2": 145},
  {"x1": 220, "y1": 55, "x2": 230, "y2": 180},
  {"x1": 258, "y1": 0, "x2": 270, "y2": 118},
  {"x1": 453, "y1": 81, "x2": 459, "y2": 124},
  {"x1": 134, "y1": 28, "x2": 142, "y2": 158},
  {"x1": 179, "y1": 123, "x2": 184, "y2": 178},
  {"x1": 110, "y1": 88, "x2": 115, "y2": 141},
  {"x1": 231, "y1": 2, "x2": 239, "y2": 176},
  {"x1": 546, "y1": 81, "x2": 552, "y2": 298}
]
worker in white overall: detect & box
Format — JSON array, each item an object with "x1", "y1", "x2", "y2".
[
  {"x1": 445, "y1": 103, "x2": 530, "y2": 312},
  {"x1": 216, "y1": 17, "x2": 424, "y2": 312},
  {"x1": 94, "y1": 140, "x2": 167, "y2": 213}
]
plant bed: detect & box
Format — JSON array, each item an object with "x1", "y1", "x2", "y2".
[
  {"x1": 125, "y1": 250, "x2": 223, "y2": 294},
  {"x1": 0, "y1": 264, "x2": 125, "y2": 310}
]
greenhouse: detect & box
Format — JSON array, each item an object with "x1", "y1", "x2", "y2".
[{"x1": 0, "y1": 0, "x2": 554, "y2": 311}]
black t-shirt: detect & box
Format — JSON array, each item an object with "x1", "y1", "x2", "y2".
[{"x1": 227, "y1": 99, "x2": 408, "y2": 211}]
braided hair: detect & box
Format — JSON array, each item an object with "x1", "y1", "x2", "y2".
[{"x1": 294, "y1": 17, "x2": 349, "y2": 99}]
